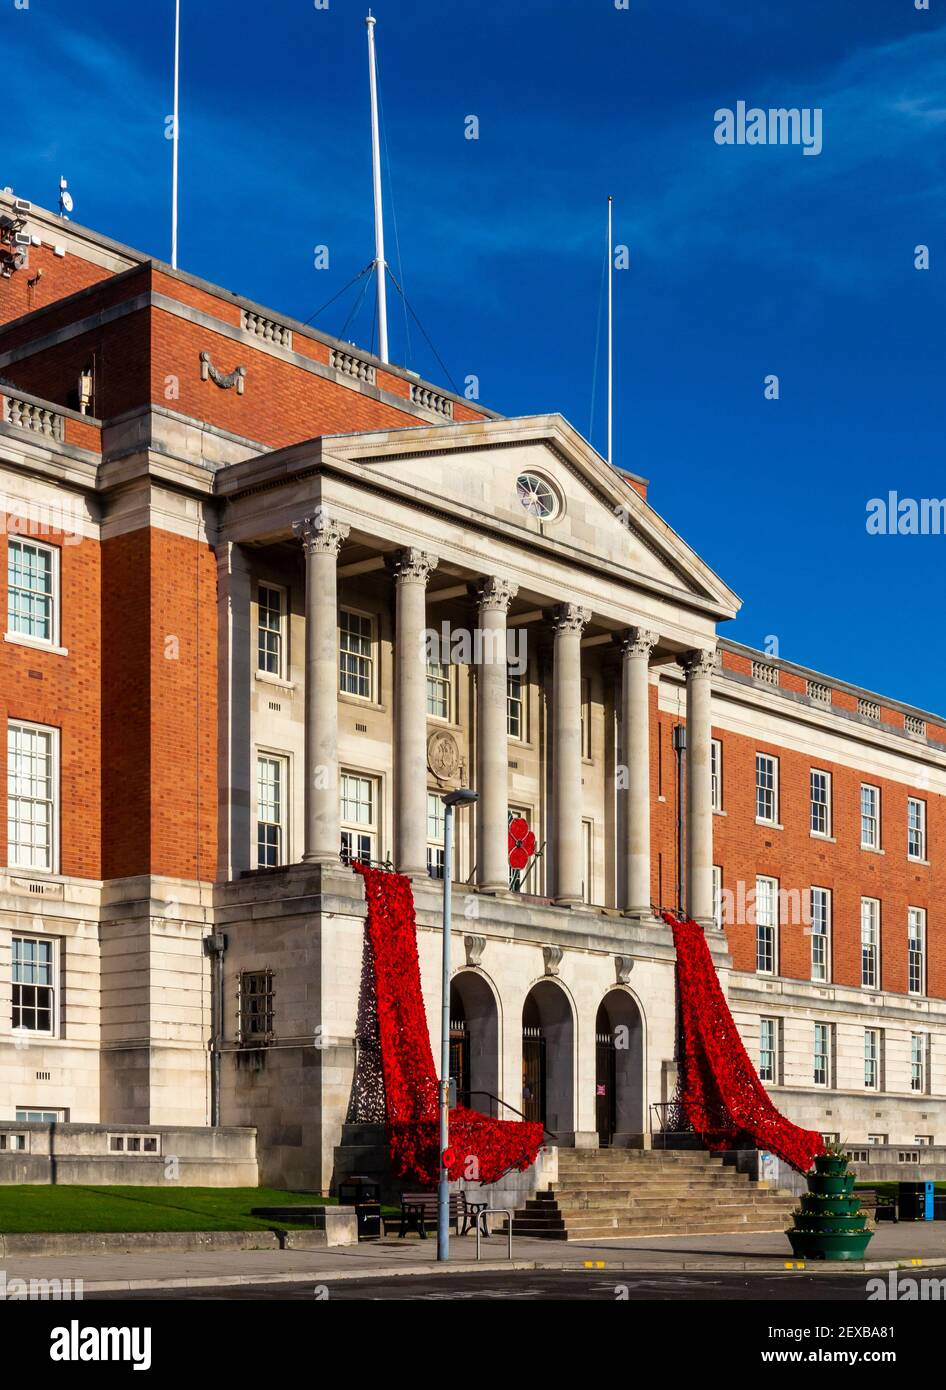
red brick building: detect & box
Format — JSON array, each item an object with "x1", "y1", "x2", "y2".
[{"x1": 0, "y1": 190, "x2": 942, "y2": 1188}]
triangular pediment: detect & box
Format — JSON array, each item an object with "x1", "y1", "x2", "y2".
[{"x1": 325, "y1": 414, "x2": 741, "y2": 620}]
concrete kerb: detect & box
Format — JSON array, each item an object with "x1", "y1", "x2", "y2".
[{"x1": 71, "y1": 1255, "x2": 946, "y2": 1294}]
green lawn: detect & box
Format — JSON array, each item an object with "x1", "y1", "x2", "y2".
[{"x1": 0, "y1": 1187, "x2": 334, "y2": 1234}]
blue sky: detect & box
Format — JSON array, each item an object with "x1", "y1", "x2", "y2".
[{"x1": 2, "y1": 0, "x2": 944, "y2": 711}]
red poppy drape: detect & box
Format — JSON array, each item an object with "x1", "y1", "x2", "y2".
[
  {"x1": 662, "y1": 910, "x2": 823, "y2": 1174},
  {"x1": 353, "y1": 863, "x2": 544, "y2": 1187}
]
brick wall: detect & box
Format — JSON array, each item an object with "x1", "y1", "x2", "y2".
[
  {"x1": 0, "y1": 521, "x2": 102, "y2": 878},
  {"x1": 650, "y1": 700, "x2": 943, "y2": 999}
]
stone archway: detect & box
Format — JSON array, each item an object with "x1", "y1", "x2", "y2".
[
  {"x1": 595, "y1": 989, "x2": 645, "y2": 1147},
  {"x1": 522, "y1": 979, "x2": 574, "y2": 1137},
  {"x1": 449, "y1": 971, "x2": 500, "y2": 1115}
]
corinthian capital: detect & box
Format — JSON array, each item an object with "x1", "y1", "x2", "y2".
[
  {"x1": 553, "y1": 602, "x2": 591, "y2": 636},
  {"x1": 681, "y1": 647, "x2": 718, "y2": 679},
  {"x1": 477, "y1": 576, "x2": 518, "y2": 614},
  {"x1": 622, "y1": 626, "x2": 659, "y2": 661},
  {"x1": 390, "y1": 548, "x2": 439, "y2": 585},
  {"x1": 293, "y1": 512, "x2": 350, "y2": 556}
]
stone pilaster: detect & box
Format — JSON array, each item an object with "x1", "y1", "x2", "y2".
[
  {"x1": 682, "y1": 647, "x2": 717, "y2": 926},
  {"x1": 476, "y1": 577, "x2": 517, "y2": 891},
  {"x1": 392, "y1": 548, "x2": 438, "y2": 875},
  {"x1": 294, "y1": 513, "x2": 349, "y2": 864},
  {"x1": 552, "y1": 602, "x2": 590, "y2": 904},
  {"x1": 621, "y1": 627, "x2": 659, "y2": 917}
]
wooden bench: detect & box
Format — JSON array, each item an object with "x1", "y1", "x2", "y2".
[
  {"x1": 857, "y1": 1187, "x2": 898, "y2": 1223},
  {"x1": 390, "y1": 1191, "x2": 471, "y2": 1239}
]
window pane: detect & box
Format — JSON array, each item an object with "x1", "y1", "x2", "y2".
[
  {"x1": 257, "y1": 584, "x2": 283, "y2": 675},
  {"x1": 256, "y1": 756, "x2": 283, "y2": 867},
  {"x1": 7, "y1": 724, "x2": 55, "y2": 871},
  {"x1": 755, "y1": 755, "x2": 775, "y2": 822},
  {"x1": 8, "y1": 540, "x2": 54, "y2": 641},
  {"x1": 339, "y1": 610, "x2": 373, "y2": 698}
]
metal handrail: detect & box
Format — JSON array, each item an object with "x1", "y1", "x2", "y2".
[
  {"x1": 458, "y1": 1089, "x2": 557, "y2": 1141},
  {"x1": 475, "y1": 1207, "x2": 513, "y2": 1261}
]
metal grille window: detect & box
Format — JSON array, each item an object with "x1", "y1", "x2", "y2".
[
  {"x1": 257, "y1": 583, "x2": 284, "y2": 676},
  {"x1": 813, "y1": 1023, "x2": 830, "y2": 1087},
  {"x1": 7, "y1": 722, "x2": 56, "y2": 871},
  {"x1": 340, "y1": 773, "x2": 376, "y2": 863},
  {"x1": 426, "y1": 791, "x2": 445, "y2": 879},
  {"x1": 860, "y1": 784, "x2": 880, "y2": 849},
  {"x1": 507, "y1": 671, "x2": 523, "y2": 740},
  {"x1": 256, "y1": 755, "x2": 285, "y2": 868},
  {"x1": 908, "y1": 907, "x2": 926, "y2": 996},
  {"x1": 810, "y1": 887, "x2": 831, "y2": 982},
  {"x1": 908, "y1": 798, "x2": 926, "y2": 860},
  {"x1": 755, "y1": 876, "x2": 777, "y2": 975},
  {"x1": 711, "y1": 739, "x2": 722, "y2": 811},
  {"x1": 7, "y1": 539, "x2": 55, "y2": 643},
  {"x1": 861, "y1": 898, "x2": 879, "y2": 989},
  {"x1": 810, "y1": 769, "x2": 831, "y2": 836},
  {"x1": 425, "y1": 660, "x2": 451, "y2": 720},
  {"x1": 759, "y1": 1018, "x2": 777, "y2": 1083},
  {"x1": 864, "y1": 1029, "x2": 879, "y2": 1089},
  {"x1": 239, "y1": 970, "x2": 274, "y2": 1042},
  {"x1": 339, "y1": 609, "x2": 374, "y2": 699},
  {"x1": 755, "y1": 754, "x2": 777, "y2": 824},
  {"x1": 12, "y1": 936, "x2": 55, "y2": 1034},
  {"x1": 911, "y1": 1033, "x2": 926, "y2": 1093}
]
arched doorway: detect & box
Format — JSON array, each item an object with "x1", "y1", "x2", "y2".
[
  {"x1": 449, "y1": 972, "x2": 499, "y2": 1115},
  {"x1": 522, "y1": 980, "x2": 574, "y2": 1135},
  {"x1": 595, "y1": 989, "x2": 644, "y2": 1146}
]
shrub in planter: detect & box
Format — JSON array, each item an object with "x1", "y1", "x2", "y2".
[{"x1": 786, "y1": 1142, "x2": 874, "y2": 1262}]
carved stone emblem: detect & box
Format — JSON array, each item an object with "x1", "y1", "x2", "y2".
[
  {"x1": 200, "y1": 350, "x2": 246, "y2": 394},
  {"x1": 543, "y1": 945, "x2": 563, "y2": 977},
  {"x1": 427, "y1": 730, "x2": 460, "y2": 782},
  {"x1": 464, "y1": 935, "x2": 486, "y2": 967},
  {"x1": 615, "y1": 956, "x2": 634, "y2": 984}
]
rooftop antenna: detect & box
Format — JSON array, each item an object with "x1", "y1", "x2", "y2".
[
  {"x1": 365, "y1": 11, "x2": 389, "y2": 363},
  {"x1": 171, "y1": 0, "x2": 181, "y2": 268},
  {"x1": 607, "y1": 195, "x2": 613, "y2": 466},
  {"x1": 59, "y1": 176, "x2": 73, "y2": 220}
]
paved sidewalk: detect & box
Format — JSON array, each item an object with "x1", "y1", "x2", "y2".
[{"x1": 3, "y1": 1221, "x2": 946, "y2": 1292}]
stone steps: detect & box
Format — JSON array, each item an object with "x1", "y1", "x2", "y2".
[{"x1": 508, "y1": 1148, "x2": 795, "y2": 1241}]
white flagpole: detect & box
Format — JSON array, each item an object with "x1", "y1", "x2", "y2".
[
  {"x1": 366, "y1": 12, "x2": 389, "y2": 363},
  {"x1": 607, "y1": 195, "x2": 613, "y2": 467},
  {"x1": 171, "y1": 0, "x2": 181, "y2": 269}
]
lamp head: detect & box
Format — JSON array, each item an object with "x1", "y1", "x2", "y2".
[{"x1": 443, "y1": 788, "x2": 478, "y2": 809}]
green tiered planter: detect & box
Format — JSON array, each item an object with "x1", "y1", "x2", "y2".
[{"x1": 787, "y1": 1154, "x2": 874, "y2": 1261}]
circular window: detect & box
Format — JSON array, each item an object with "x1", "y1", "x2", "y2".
[{"x1": 516, "y1": 473, "x2": 560, "y2": 520}]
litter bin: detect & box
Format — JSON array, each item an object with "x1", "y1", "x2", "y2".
[
  {"x1": 898, "y1": 1181, "x2": 935, "y2": 1222},
  {"x1": 337, "y1": 1175, "x2": 382, "y2": 1239}
]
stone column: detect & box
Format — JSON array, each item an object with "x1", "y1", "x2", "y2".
[
  {"x1": 552, "y1": 603, "x2": 590, "y2": 904},
  {"x1": 216, "y1": 542, "x2": 253, "y2": 879},
  {"x1": 621, "y1": 627, "x2": 659, "y2": 917},
  {"x1": 476, "y1": 577, "x2": 518, "y2": 891},
  {"x1": 683, "y1": 647, "x2": 716, "y2": 926},
  {"x1": 295, "y1": 513, "x2": 349, "y2": 864},
  {"x1": 392, "y1": 548, "x2": 438, "y2": 875}
]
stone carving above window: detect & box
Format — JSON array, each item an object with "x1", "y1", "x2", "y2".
[{"x1": 200, "y1": 351, "x2": 246, "y2": 395}]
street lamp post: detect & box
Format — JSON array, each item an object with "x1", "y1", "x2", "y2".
[{"x1": 438, "y1": 787, "x2": 479, "y2": 1262}]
